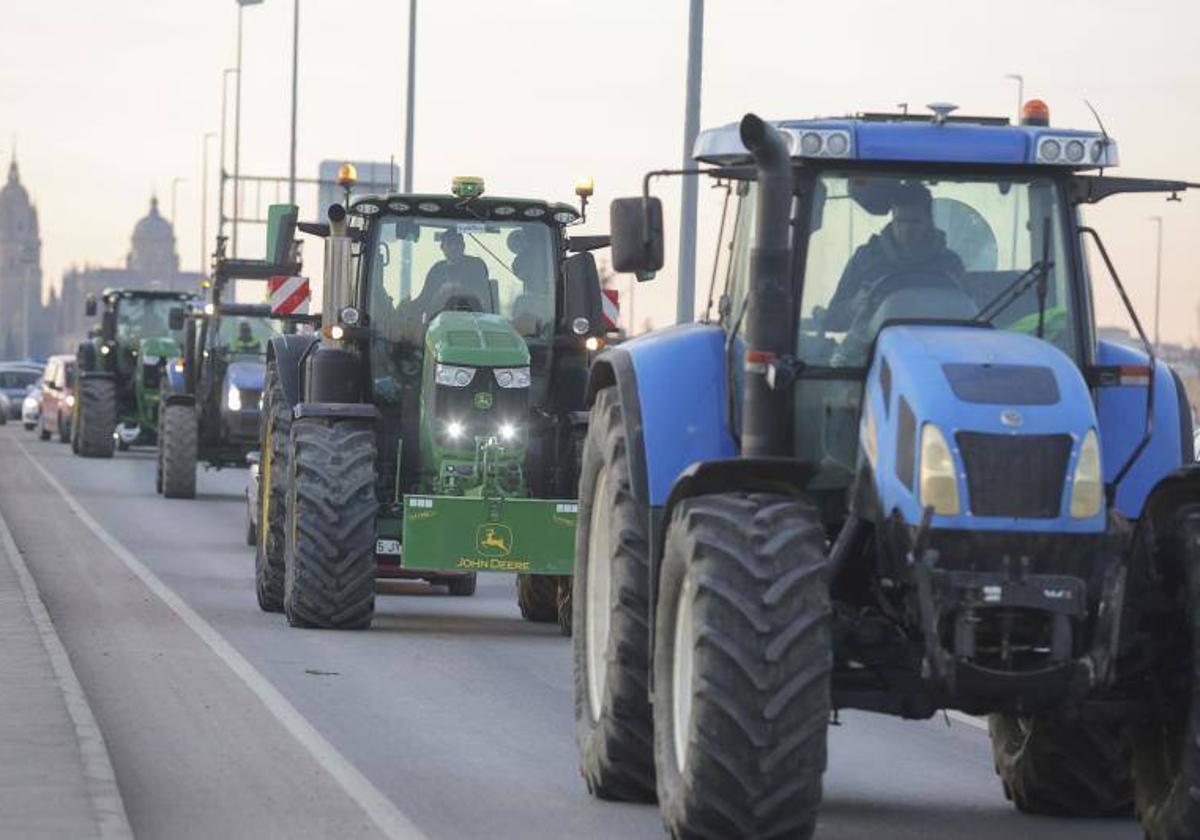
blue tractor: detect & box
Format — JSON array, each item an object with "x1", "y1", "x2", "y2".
[{"x1": 572, "y1": 102, "x2": 1200, "y2": 838}]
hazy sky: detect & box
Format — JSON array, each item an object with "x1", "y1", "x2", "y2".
[{"x1": 2, "y1": 0, "x2": 1198, "y2": 342}]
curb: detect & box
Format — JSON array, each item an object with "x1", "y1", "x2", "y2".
[{"x1": 0, "y1": 509, "x2": 133, "y2": 840}]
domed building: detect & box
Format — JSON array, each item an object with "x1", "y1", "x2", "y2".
[
  {"x1": 0, "y1": 156, "x2": 45, "y2": 360},
  {"x1": 126, "y1": 196, "x2": 179, "y2": 279}
]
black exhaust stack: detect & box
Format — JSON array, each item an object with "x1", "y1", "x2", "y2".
[{"x1": 738, "y1": 113, "x2": 794, "y2": 458}]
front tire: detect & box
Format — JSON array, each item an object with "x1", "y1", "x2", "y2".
[
  {"x1": 159, "y1": 404, "x2": 198, "y2": 499},
  {"x1": 572, "y1": 386, "x2": 655, "y2": 802},
  {"x1": 516, "y1": 573, "x2": 559, "y2": 622},
  {"x1": 76, "y1": 378, "x2": 116, "y2": 458},
  {"x1": 989, "y1": 712, "x2": 1132, "y2": 817},
  {"x1": 1132, "y1": 505, "x2": 1200, "y2": 839},
  {"x1": 654, "y1": 492, "x2": 831, "y2": 839},
  {"x1": 255, "y1": 362, "x2": 289, "y2": 613},
  {"x1": 445, "y1": 574, "x2": 477, "y2": 597},
  {"x1": 283, "y1": 418, "x2": 377, "y2": 630}
]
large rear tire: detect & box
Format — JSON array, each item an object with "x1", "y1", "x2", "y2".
[
  {"x1": 1132, "y1": 505, "x2": 1200, "y2": 839},
  {"x1": 159, "y1": 403, "x2": 198, "y2": 499},
  {"x1": 283, "y1": 418, "x2": 377, "y2": 630},
  {"x1": 572, "y1": 386, "x2": 656, "y2": 802},
  {"x1": 255, "y1": 363, "x2": 289, "y2": 613},
  {"x1": 653, "y1": 492, "x2": 831, "y2": 839},
  {"x1": 75, "y1": 378, "x2": 116, "y2": 458},
  {"x1": 989, "y1": 712, "x2": 1132, "y2": 817},
  {"x1": 516, "y1": 573, "x2": 558, "y2": 622}
]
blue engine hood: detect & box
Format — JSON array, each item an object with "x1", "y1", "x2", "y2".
[
  {"x1": 864, "y1": 325, "x2": 1103, "y2": 533},
  {"x1": 224, "y1": 359, "x2": 265, "y2": 392}
]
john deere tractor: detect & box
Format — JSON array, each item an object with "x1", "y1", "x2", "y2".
[
  {"x1": 256, "y1": 174, "x2": 607, "y2": 630},
  {"x1": 73, "y1": 288, "x2": 194, "y2": 458},
  {"x1": 574, "y1": 104, "x2": 1200, "y2": 839}
]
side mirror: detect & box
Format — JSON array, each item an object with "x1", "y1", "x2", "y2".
[
  {"x1": 562, "y1": 252, "x2": 605, "y2": 337},
  {"x1": 85, "y1": 294, "x2": 97, "y2": 318},
  {"x1": 610, "y1": 197, "x2": 664, "y2": 278},
  {"x1": 168, "y1": 307, "x2": 185, "y2": 331}
]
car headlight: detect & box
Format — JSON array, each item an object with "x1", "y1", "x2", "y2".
[
  {"x1": 499, "y1": 422, "x2": 518, "y2": 441},
  {"x1": 493, "y1": 367, "x2": 531, "y2": 389},
  {"x1": 227, "y1": 387, "x2": 243, "y2": 411},
  {"x1": 435, "y1": 363, "x2": 476, "y2": 387},
  {"x1": 918, "y1": 423, "x2": 960, "y2": 515},
  {"x1": 1069, "y1": 429, "x2": 1103, "y2": 518},
  {"x1": 64, "y1": 394, "x2": 75, "y2": 408}
]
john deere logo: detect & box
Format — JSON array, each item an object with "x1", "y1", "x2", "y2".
[
  {"x1": 475, "y1": 524, "x2": 513, "y2": 557},
  {"x1": 473, "y1": 391, "x2": 494, "y2": 411}
]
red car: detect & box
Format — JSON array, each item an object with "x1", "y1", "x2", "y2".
[{"x1": 38, "y1": 354, "x2": 75, "y2": 443}]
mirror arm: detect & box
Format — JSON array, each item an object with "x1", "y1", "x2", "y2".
[{"x1": 641, "y1": 168, "x2": 708, "y2": 248}]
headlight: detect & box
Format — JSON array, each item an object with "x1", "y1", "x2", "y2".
[
  {"x1": 435, "y1": 363, "x2": 476, "y2": 387},
  {"x1": 499, "y1": 422, "x2": 518, "y2": 441},
  {"x1": 100, "y1": 344, "x2": 111, "y2": 356},
  {"x1": 860, "y1": 397, "x2": 878, "y2": 466},
  {"x1": 445, "y1": 420, "x2": 464, "y2": 440},
  {"x1": 227, "y1": 387, "x2": 243, "y2": 411},
  {"x1": 493, "y1": 367, "x2": 531, "y2": 389},
  {"x1": 1069, "y1": 429, "x2": 1103, "y2": 518},
  {"x1": 918, "y1": 423, "x2": 960, "y2": 516}
]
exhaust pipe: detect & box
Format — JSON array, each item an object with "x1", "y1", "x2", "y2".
[{"x1": 738, "y1": 113, "x2": 794, "y2": 458}]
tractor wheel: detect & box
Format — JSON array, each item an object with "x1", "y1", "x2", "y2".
[
  {"x1": 653, "y1": 492, "x2": 831, "y2": 839},
  {"x1": 283, "y1": 417, "x2": 377, "y2": 630},
  {"x1": 159, "y1": 404, "x2": 198, "y2": 499},
  {"x1": 572, "y1": 386, "x2": 656, "y2": 802},
  {"x1": 516, "y1": 573, "x2": 558, "y2": 622},
  {"x1": 255, "y1": 362, "x2": 289, "y2": 613},
  {"x1": 989, "y1": 712, "x2": 1132, "y2": 817},
  {"x1": 557, "y1": 578, "x2": 572, "y2": 637},
  {"x1": 446, "y1": 574, "x2": 477, "y2": 597},
  {"x1": 76, "y1": 378, "x2": 116, "y2": 458},
  {"x1": 1132, "y1": 505, "x2": 1200, "y2": 839}
]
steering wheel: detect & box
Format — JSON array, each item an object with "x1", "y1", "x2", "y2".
[{"x1": 830, "y1": 267, "x2": 962, "y2": 366}]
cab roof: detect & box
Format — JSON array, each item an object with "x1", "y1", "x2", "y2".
[
  {"x1": 348, "y1": 193, "x2": 581, "y2": 225},
  {"x1": 693, "y1": 108, "x2": 1119, "y2": 170},
  {"x1": 101, "y1": 288, "x2": 196, "y2": 303}
]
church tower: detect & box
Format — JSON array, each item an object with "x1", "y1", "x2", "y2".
[{"x1": 0, "y1": 156, "x2": 43, "y2": 360}]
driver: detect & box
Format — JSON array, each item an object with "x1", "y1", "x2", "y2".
[
  {"x1": 415, "y1": 228, "x2": 491, "y2": 313},
  {"x1": 823, "y1": 184, "x2": 965, "y2": 331},
  {"x1": 229, "y1": 320, "x2": 261, "y2": 354}
]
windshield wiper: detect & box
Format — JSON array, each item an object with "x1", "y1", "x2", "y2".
[{"x1": 974, "y1": 218, "x2": 1055, "y2": 332}]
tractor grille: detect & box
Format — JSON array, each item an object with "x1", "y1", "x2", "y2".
[{"x1": 955, "y1": 432, "x2": 1072, "y2": 518}]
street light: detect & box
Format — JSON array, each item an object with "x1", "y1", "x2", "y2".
[
  {"x1": 1151, "y1": 215, "x2": 1163, "y2": 354},
  {"x1": 218, "y1": 67, "x2": 238, "y2": 243},
  {"x1": 403, "y1": 0, "x2": 417, "y2": 192},
  {"x1": 289, "y1": 0, "x2": 300, "y2": 205},
  {"x1": 201, "y1": 132, "x2": 216, "y2": 271},
  {"x1": 233, "y1": 0, "x2": 264, "y2": 257},
  {"x1": 675, "y1": 0, "x2": 704, "y2": 324}
]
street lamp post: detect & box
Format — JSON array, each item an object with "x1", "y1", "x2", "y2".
[
  {"x1": 1151, "y1": 215, "x2": 1163, "y2": 354},
  {"x1": 675, "y1": 0, "x2": 704, "y2": 324},
  {"x1": 403, "y1": 0, "x2": 417, "y2": 193},
  {"x1": 289, "y1": 0, "x2": 299, "y2": 205},
  {"x1": 232, "y1": 0, "x2": 264, "y2": 256},
  {"x1": 201, "y1": 132, "x2": 216, "y2": 272},
  {"x1": 218, "y1": 67, "x2": 237, "y2": 243},
  {"x1": 171, "y1": 177, "x2": 186, "y2": 227}
]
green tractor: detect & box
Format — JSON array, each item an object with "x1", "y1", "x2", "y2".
[
  {"x1": 73, "y1": 288, "x2": 194, "y2": 458},
  {"x1": 257, "y1": 174, "x2": 608, "y2": 630}
]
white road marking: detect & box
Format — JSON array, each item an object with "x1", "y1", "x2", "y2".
[
  {"x1": 0, "y1": 502, "x2": 133, "y2": 839},
  {"x1": 17, "y1": 440, "x2": 427, "y2": 840}
]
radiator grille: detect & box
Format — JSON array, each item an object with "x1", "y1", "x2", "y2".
[{"x1": 955, "y1": 432, "x2": 1072, "y2": 518}]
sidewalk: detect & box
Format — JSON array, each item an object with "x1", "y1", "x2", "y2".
[{"x1": 0, "y1": 510, "x2": 131, "y2": 839}]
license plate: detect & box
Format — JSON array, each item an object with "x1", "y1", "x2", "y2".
[{"x1": 375, "y1": 539, "x2": 402, "y2": 556}]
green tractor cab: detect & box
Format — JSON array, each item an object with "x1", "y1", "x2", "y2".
[
  {"x1": 72, "y1": 288, "x2": 194, "y2": 458},
  {"x1": 258, "y1": 174, "x2": 608, "y2": 630}
]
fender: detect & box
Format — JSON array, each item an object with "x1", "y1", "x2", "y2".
[
  {"x1": 162, "y1": 355, "x2": 188, "y2": 396},
  {"x1": 267, "y1": 333, "x2": 318, "y2": 409}
]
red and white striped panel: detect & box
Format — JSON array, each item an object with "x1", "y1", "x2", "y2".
[
  {"x1": 268, "y1": 275, "x2": 310, "y2": 316},
  {"x1": 601, "y1": 288, "x2": 620, "y2": 331}
]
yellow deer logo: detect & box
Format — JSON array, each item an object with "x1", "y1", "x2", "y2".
[{"x1": 475, "y1": 524, "x2": 513, "y2": 558}]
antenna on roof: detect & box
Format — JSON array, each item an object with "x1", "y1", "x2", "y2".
[{"x1": 1084, "y1": 99, "x2": 1111, "y2": 176}]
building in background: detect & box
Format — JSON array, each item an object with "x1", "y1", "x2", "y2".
[{"x1": 0, "y1": 156, "x2": 49, "y2": 361}]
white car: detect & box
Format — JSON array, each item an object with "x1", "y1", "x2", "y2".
[{"x1": 22, "y1": 386, "x2": 40, "y2": 430}]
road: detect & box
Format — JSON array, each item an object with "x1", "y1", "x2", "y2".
[{"x1": 0, "y1": 425, "x2": 1138, "y2": 839}]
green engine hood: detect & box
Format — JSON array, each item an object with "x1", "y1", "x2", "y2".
[
  {"x1": 138, "y1": 335, "x2": 182, "y2": 360},
  {"x1": 424, "y1": 312, "x2": 529, "y2": 367}
]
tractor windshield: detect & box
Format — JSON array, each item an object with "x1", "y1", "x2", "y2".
[
  {"x1": 115, "y1": 298, "x2": 184, "y2": 344},
  {"x1": 214, "y1": 316, "x2": 281, "y2": 357},
  {"x1": 798, "y1": 171, "x2": 1076, "y2": 367}
]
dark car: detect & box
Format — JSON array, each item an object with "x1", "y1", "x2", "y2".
[
  {"x1": 0, "y1": 364, "x2": 41, "y2": 420},
  {"x1": 38, "y1": 355, "x2": 76, "y2": 443}
]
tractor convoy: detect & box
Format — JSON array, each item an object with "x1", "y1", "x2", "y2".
[{"x1": 60, "y1": 100, "x2": 1200, "y2": 839}]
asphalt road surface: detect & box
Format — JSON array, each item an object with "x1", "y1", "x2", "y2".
[{"x1": 0, "y1": 426, "x2": 1139, "y2": 839}]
